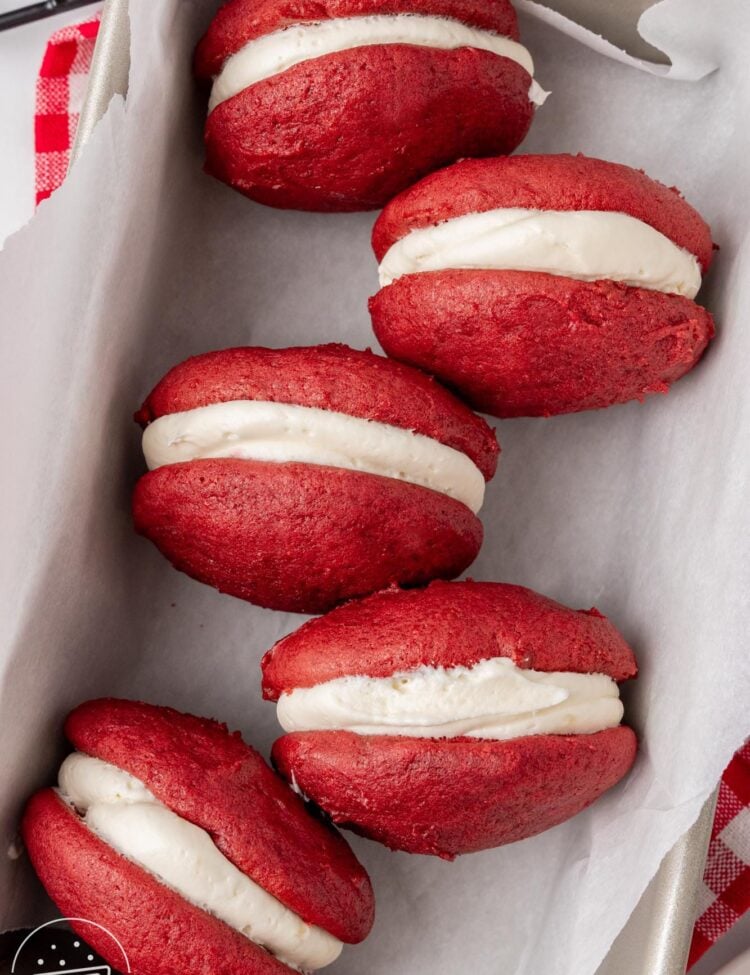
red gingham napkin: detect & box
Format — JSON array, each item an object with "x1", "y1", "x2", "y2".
[
  {"x1": 31, "y1": 15, "x2": 750, "y2": 970},
  {"x1": 34, "y1": 14, "x2": 101, "y2": 205},
  {"x1": 689, "y1": 743, "x2": 750, "y2": 967}
]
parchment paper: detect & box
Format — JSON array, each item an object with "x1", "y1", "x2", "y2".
[
  {"x1": 519, "y1": 0, "x2": 718, "y2": 78},
  {"x1": 1, "y1": 2, "x2": 749, "y2": 974}
]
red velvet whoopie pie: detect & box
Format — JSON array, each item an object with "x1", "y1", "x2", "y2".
[
  {"x1": 194, "y1": 0, "x2": 544, "y2": 211},
  {"x1": 370, "y1": 154, "x2": 716, "y2": 417},
  {"x1": 22, "y1": 698, "x2": 374, "y2": 975},
  {"x1": 133, "y1": 344, "x2": 498, "y2": 613},
  {"x1": 263, "y1": 581, "x2": 638, "y2": 858}
]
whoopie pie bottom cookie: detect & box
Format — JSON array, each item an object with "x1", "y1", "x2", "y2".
[
  {"x1": 262, "y1": 581, "x2": 638, "y2": 858},
  {"x1": 369, "y1": 153, "x2": 716, "y2": 416},
  {"x1": 132, "y1": 344, "x2": 499, "y2": 613},
  {"x1": 22, "y1": 699, "x2": 374, "y2": 975},
  {"x1": 194, "y1": 0, "x2": 545, "y2": 211}
]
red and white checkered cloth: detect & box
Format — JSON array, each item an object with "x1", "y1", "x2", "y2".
[
  {"x1": 34, "y1": 15, "x2": 101, "y2": 205},
  {"x1": 32, "y1": 15, "x2": 750, "y2": 971},
  {"x1": 689, "y1": 742, "x2": 750, "y2": 967}
]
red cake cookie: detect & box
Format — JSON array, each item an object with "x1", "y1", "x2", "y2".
[
  {"x1": 369, "y1": 154, "x2": 716, "y2": 416},
  {"x1": 263, "y1": 581, "x2": 638, "y2": 857},
  {"x1": 22, "y1": 699, "x2": 374, "y2": 975},
  {"x1": 194, "y1": 0, "x2": 543, "y2": 211},
  {"x1": 133, "y1": 344, "x2": 498, "y2": 613}
]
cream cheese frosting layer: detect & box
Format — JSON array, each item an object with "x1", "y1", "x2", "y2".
[
  {"x1": 58, "y1": 753, "x2": 342, "y2": 971},
  {"x1": 378, "y1": 207, "x2": 703, "y2": 297},
  {"x1": 209, "y1": 14, "x2": 546, "y2": 112},
  {"x1": 142, "y1": 399, "x2": 486, "y2": 513},
  {"x1": 276, "y1": 657, "x2": 623, "y2": 740}
]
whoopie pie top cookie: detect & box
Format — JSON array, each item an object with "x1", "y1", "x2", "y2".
[
  {"x1": 23, "y1": 699, "x2": 374, "y2": 975},
  {"x1": 370, "y1": 154, "x2": 716, "y2": 416},
  {"x1": 263, "y1": 579, "x2": 637, "y2": 691},
  {"x1": 133, "y1": 344, "x2": 498, "y2": 612},
  {"x1": 194, "y1": 0, "x2": 545, "y2": 211},
  {"x1": 264, "y1": 581, "x2": 638, "y2": 856}
]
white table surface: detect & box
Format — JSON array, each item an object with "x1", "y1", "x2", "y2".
[
  {"x1": 0, "y1": 0, "x2": 102, "y2": 247},
  {"x1": 0, "y1": 1, "x2": 747, "y2": 972}
]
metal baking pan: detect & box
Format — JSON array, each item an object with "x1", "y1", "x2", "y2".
[{"x1": 69, "y1": 2, "x2": 719, "y2": 973}]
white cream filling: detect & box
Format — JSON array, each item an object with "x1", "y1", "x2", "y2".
[
  {"x1": 58, "y1": 753, "x2": 342, "y2": 971},
  {"x1": 209, "y1": 14, "x2": 546, "y2": 112},
  {"x1": 142, "y1": 399, "x2": 486, "y2": 513},
  {"x1": 378, "y1": 207, "x2": 702, "y2": 297},
  {"x1": 277, "y1": 656, "x2": 623, "y2": 740}
]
